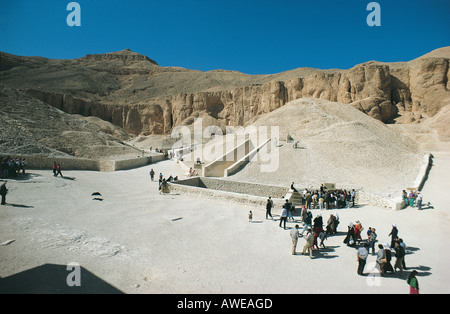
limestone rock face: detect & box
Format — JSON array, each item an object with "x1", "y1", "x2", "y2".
[{"x1": 1, "y1": 47, "x2": 449, "y2": 135}]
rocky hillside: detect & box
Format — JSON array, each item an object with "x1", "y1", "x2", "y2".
[
  {"x1": 0, "y1": 84, "x2": 139, "y2": 159},
  {"x1": 1, "y1": 47, "x2": 449, "y2": 136}
]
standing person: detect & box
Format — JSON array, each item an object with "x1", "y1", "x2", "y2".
[
  {"x1": 354, "y1": 220, "x2": 364, "y2": 245},
  {"x1": 56, "y1": 164, "x2": 63, "y2": 177},
  {"x1": 389, "y1": 224, "x2": 399, "y2": 249},
  {"x1": 351, "y1": 189, "x2": 356, "y2": 207},
  {"x1": 383, "y1": 243, "x2": 394, "y2": 274},
  {"x1": 416, "y1": 192, "x2": 423, "y2": 210},
  {"x1": 301, "y1": 205, "x2": 307, "y2": 223},
  {"x1": 0, "y1": 182, "x2": 7, "y2": 205},
  {"x1": 149, "y1": 169, "x2": 155, "y2": 181},
  {"x1": 302, "y1": 227, "x2": 314, "y2": 258},
  {"x1": 290, "y1": 224, "x2": 300, "y2": 255},
  {"x1": 393, "y1": 241, "x2": 405, "y2": 274},
  {"x1": 265, "y1": 197, "x2": 273, "y2": 219},
  {"x1": 376, "y1": 244, "x2": 386, "y2": 275},
  {"x1": 285, "y1": 200, "x2": 293, "y2": 221},
  {"x1": 279, "y1": 205, "x2": 288, "y2": 229},
  {"x1": 357, "y1": 243, "x2": 369, "y2": 275},
  {"x1": 408, "y1": 190, "x2": 416, "y2": 207},
  {"x1": 402, "y1": 190, "x2": 408, "y2": 207},
  {"x1": 368, "y1": 228, "x2": 377, "y2": 255},
  {"x1": 333, "y1": 212, "x2": 339, "y2": 234},
  {"x1": 318, "y1": 193, "x2": 324, "y2": 210},
  {"x1": 326, "y1": 214, "x2": 336, "y2": 235},
  {"x1": 344, "y1": 223, "x2": 356, "y2": 247},
  {"x1": 407, "y1": 270, "x2": 419, "y2": 294},
  {"x1": 52, "y1": 161, "x2": 57, "y2": 177},
  {"x1": 399, "y1": 238, "x2": 407, "y2": 270},
  {"x1": 248, "y1": 211, "x2": 253, "y2": 222}
]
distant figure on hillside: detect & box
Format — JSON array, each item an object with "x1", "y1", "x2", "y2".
[
  {"x1": 248, "y1": 211, "x2": 253, "y2": 222},
  {"x1": 149, "y1": 169, "x2": 155, "y2": 181}
]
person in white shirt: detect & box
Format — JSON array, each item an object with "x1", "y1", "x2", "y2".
[
  {"x1": 416, "y1": 192, "x2": 423, "y2": 210},
  {"x1": 279, "y1": 205, "x2": 288, "y2": 229},
  {"x1": 290, "y1": 225, "x2": 300, "y2": 255}
]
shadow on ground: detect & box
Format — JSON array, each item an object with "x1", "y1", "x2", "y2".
[{"x1": 0, "y1": 264, "x2": 123, "y2": 294}]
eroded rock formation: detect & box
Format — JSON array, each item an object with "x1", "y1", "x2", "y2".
[{"x1": 1, "y1": 47, "x2": 449, "y2": 135}]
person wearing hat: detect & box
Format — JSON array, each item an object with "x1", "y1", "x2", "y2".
[
  {"x1": 302, "y1": 227, "x2": 314, "y2": 258},
  {"x1": 0, "y1": 181, "x2": 7, "y2": 205}
]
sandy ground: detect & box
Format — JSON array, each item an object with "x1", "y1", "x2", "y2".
[{"x1": 1, "y1": 144, "x2": 449, "y2": 294}]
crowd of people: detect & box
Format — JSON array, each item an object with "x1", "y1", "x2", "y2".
[
  {"x1": 292, "y1": 184, "x2": 357, "y2": 210},
  {"x1": 1, "y1": 156, "x2": 27, "y2": 178},
  {"x1": 344, "y1": 221, "x2": 409, "y2": 278},
  {"x1": 273, "y1": 186, "x2": 418, "y2": 293}
]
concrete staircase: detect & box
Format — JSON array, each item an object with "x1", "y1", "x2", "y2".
[{"x1": 285, "y1": 189, "x2": 303, "y2": 215}]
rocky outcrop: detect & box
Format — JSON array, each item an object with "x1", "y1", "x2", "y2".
[{"x1": 3, "y1": 47, "x2": 449, "y2": 136}]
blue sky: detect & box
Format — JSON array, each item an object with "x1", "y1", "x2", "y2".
[{"x1": 1, "y1": 0, "x2": 449, "y2": 74}]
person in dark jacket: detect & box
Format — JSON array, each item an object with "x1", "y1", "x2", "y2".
[
  {"x1": 1, "y1": 182, "x2": 7, "y2": 205},
  {"x1": 389, "y1": 224, "x2": 398, "y2": 248},
  {"x1": 344, "y1": 222, "x2": 356, "y2": 247},
  {"x1": 265, "y1": 198, "x2": 273, "y2": 219}
]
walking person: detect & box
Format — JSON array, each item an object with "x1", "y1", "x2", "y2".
[
  {"x1": 290, "y1": 225, "x2": 300, "y2": 255},
  {"x1": 302, "y1": 227, "x2": 314, "y2": 258},
  {"x1": 389, "y1": 224, "x2": 399, "y2": 249},
  {"x1": 357, "y1": 243, "x2": 369, "y2": 275},
  {"x1": 383, "y1": 243, "x2": 394, "y2": 274},
  {"x1": 393, "y1": 240, "x2": 405, "y2": 274},
  {"x1": 55, "y1": 164, "x2": 63, "y2": 177},
  {"x1": 368, "y1": 228, "x2": 377, "y2": 255},
  {"x1": 407, "y1": 270, "x2": 419, "y2": 294},
  {"x1": 0, "y1": 182, "x2": 7, "y2": 205},
  {"x1": 279, "y1": 205, "x2": 288, "y2": 229},
  {"x1": 398, "y1": 238, "x2": 407, "y2": 270},
  {"x1": 149, "y1": 169, "x2": 155, "y2": 181},
  {"x1": 52, "y1": 161, "x2": 57, "y2": 177},
  {"x1": 354, "y1": 220, "x2": 364, "y2": 245},
  {"x1": 376, "y1": 244, "x2": 386, "y2": 275},
  {"x1": 265, "y1": 197, "x2": 273, "y2": 219}
]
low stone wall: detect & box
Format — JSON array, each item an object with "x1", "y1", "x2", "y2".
[
  {"x1": 168, "y1": 178, "x2": 287, "y2": 207},
  {"x1": 168, "y1": 177, "x2": 288, "y2": 207},
  {"x1": 1, "y1": 153, "x2": 166, "y2": 172}
]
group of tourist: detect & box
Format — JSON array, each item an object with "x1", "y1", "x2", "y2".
[
  {"x1": 150, "y1": 170, "x2": 178, "y2": 195},
  {"x1": 292, "y1": 184, "x2": 356, "y2": 210},
  {"x1": 402, "y1": 190, "x2": 424, "y2": 210},
  {"x1": 1, "y1": 156, "x2": 27, "y2": 178}
]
